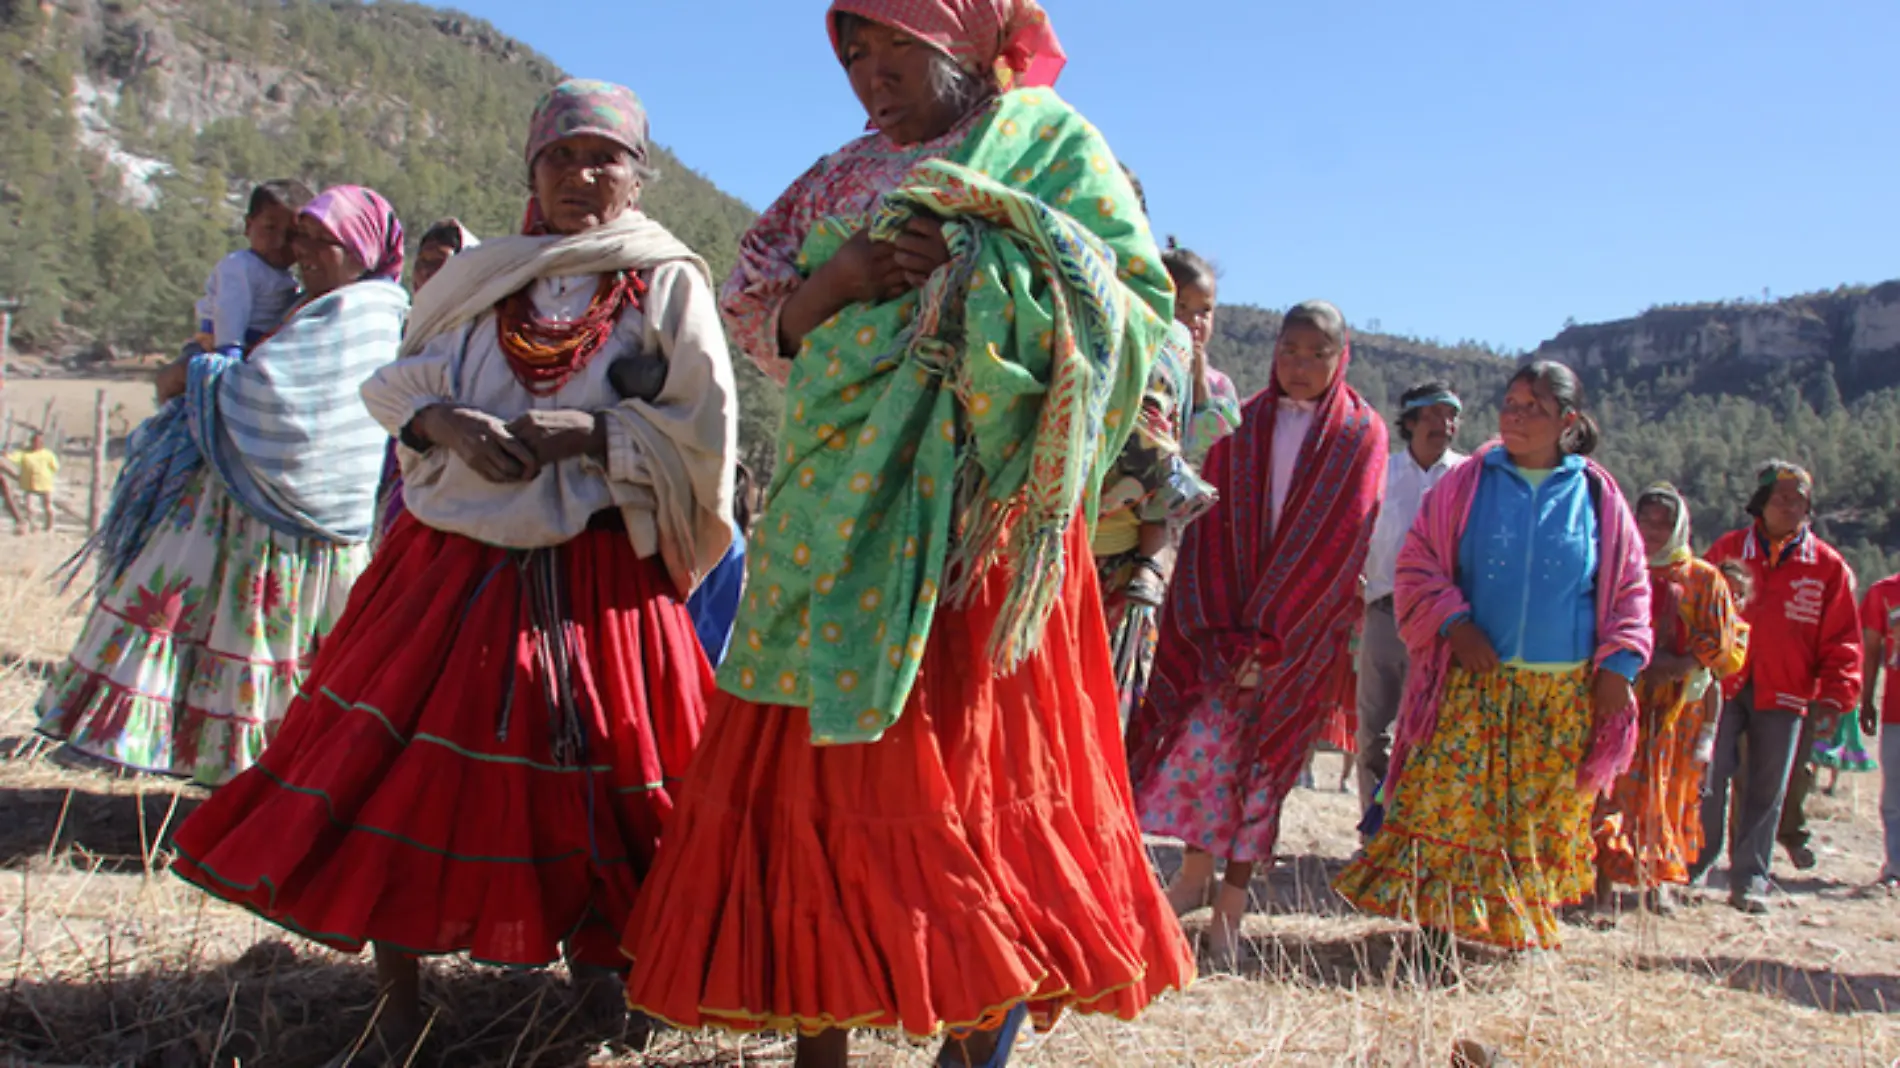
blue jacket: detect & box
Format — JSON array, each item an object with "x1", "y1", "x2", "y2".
[{"x1": 1454, "y1": 451, "x2": 1641, "y2": 682}]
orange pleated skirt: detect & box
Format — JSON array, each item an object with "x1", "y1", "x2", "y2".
[{"x1": 621, "y1": 522, "x2": 1195, "y2": 1038}]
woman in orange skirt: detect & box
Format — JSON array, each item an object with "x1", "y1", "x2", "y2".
[
  {"x1": 620, "y1": 4, "x2": 1195, "y2": 1066},
  {"x1": 170, "y1": 80, "x2": 738, "y2": 1064},
  {"x1": 1591, "y1": 483, "x2": 1744, "y2": 911}
]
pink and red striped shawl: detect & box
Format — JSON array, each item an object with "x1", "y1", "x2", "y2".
[
  {"x1": 1385, "y1": 442, "x2": 1654, "y2": 798},
  {"x1": 1134, "y1": 346, "x2": 1387, "y2": 763}
]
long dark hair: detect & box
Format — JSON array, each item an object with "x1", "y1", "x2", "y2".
[{"x1": 1509, "y1": 359, "x2": 1600, "y2": 457}]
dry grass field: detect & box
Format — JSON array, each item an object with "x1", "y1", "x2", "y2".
[{"x1": 0, "y1": 405, "x2": 1895, "y2": 1064}]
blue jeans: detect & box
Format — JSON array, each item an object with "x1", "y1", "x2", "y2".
[{"x1": 1882, "y1": 726, "x2": 1900, "y2": 878}]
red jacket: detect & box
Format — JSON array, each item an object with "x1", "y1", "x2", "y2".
[{"x1": 1707, "y1": 525, "x2": 1862, "y2": 716}]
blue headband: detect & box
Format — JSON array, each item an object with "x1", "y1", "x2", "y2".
[{"x1": 1402, "y1": 391, "x2": 1462, "y2": 415}]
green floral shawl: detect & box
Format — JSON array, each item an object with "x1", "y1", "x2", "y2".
[{"x1": 718, "y1": 89, "x2": 1171, "y2": 745}]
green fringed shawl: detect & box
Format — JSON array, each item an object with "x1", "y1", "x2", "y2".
[{"x1": 717, "y1": 88, "x2": 1172, "y2": 745}]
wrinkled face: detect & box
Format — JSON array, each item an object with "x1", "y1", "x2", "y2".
[
  {"x1": 1498, "y1": 378, "x2": 1573, "y2": 464},
  {"x1": 246, "y1": 203, "x2": 299, "y2": 270},
  {"x1": 1176, "y1": 279, "x2": 1217, "y2": 352},
  {"x1": 1637, "y1": 500, "x2": 1679, "y2": 559},
  {"x1": 1761, "y1": 479, "x2": 1811, "y2": 538},
  {"x1": 1408, "y1": 403, "x2": 1460, "y2": 459},
  {"x1": 840, "y1": 18, "x2": 967, "y2": 146},
  {"x1": 532, "y1": 134, "x2": 641, "y2": 235},
  {"x1": 291, "y1": 214, "x2": 363, "y2": 296},
  {"x1": 412, "y1": 240, "x2": 458, "y2": 292},
  {"x1": 1272, "y1": 321, "x2": 1341, "y2": 403}
]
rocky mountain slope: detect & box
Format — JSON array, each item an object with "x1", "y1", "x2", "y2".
[{"x1": 1536, "y1": 283, "x2": 1900, "y2": 408}]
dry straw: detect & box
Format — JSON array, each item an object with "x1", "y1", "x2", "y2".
[{"x1": 0, "y1": 530, "x2": 1895, "y2": 1065}]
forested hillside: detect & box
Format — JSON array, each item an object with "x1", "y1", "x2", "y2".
[
  {"x1": 0, "y1": 0, "x2": 780, "y2": 462},
  {"x1": 1213, "y1": 303, "x2": 1900, "y2": 585},
  {"x1": 3, "y1": 0, "x2": 1893, "y2": 584}
]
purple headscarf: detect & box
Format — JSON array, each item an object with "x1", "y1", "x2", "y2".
[
  {"x1": 303, "y1": 185, "x2": 406, "y2": 282},
  {"x1": 524, "y1": 79, "x2": 650, "y2": 168}
]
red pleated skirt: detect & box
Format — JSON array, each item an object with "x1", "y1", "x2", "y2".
[
  {"x1": 171, "y1": 514, "x2": 711, "y2": 968},
  {"x1": 621, "y1": 522, "x2": 1195, "y2": 1039}
]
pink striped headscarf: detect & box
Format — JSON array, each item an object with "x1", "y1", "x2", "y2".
[
  {"x1": 828, "y1": 0, "x2": 1067, "y2": 90},
  {"x1": 1386, "y1": 441, "x2": 1654, "y2": 798},
  {"x1": 302, "y1": 185, "x2": 405, "y2": 282}
]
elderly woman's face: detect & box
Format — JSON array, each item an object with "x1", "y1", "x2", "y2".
[
  {"x1": 840, "y1": 19, "x2": 967, "y2": 146},
  {"x1": 532, "y1": 134, "x2": 641, "y2": 235},
  {"x1": 291, "y1": 214, "x2": 363, "y2": 296},
  {"x1": 1637, "y1": 500, "x2": 1679, "y2": 558}
]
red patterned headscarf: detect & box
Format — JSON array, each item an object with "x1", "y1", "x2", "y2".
[
  {"x1": 827, "y1": 0, "x2": 1067, "y2": 90},
  {"x1": 302, "y1": 185, "x2": 405, "y2": 282}
]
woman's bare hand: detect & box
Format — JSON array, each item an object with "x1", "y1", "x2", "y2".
[
  {"x1": 823, "y1": 229, "x2": 910, "y2": 306},
  {"x1": 1448, "y1": 620, "x2": 1502, "y2": 674},
  {"x1": 155, "y1": 358, "x2": 190, "y2": 402},
  {"x1": 890, "y1": 216, "x2": 951, "y2": 290},
  {"x1": 506, "y1": 409, "x2": 605, "y2": 465},
  {"x1": 415, "y1": 406, "x2": 539, "y2": 484}
]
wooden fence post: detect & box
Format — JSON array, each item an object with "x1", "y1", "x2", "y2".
[{"x1": 90, "y1": 389, "x2": 108, "y2": 533}]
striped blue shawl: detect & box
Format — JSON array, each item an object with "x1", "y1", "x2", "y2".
[{"x1": 188, "y1": 279, "x2": 408, "y2": 543}]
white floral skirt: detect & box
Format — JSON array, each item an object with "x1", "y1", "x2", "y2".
[{"x1": 36, "y1": 472, "x2": 366, "y2": 786}]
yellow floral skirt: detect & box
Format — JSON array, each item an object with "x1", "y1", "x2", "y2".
[{"x1": 1334, "y1": 664, "x2": 1596, "y2": 950}]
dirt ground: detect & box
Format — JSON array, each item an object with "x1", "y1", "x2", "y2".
[{"x1": 0, "y1": 523, "x2": 1897, "y2": 1065}]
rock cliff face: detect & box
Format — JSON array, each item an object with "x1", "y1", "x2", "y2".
[
  {"x1": 55, "y1": 0, "x2": 558, "y2": 137},
  {"x1": 1532, "y1": 282, "x2": 1900, "y2": 400}
]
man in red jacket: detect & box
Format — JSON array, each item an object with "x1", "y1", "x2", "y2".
[{"x1": 1694, "y1": 461, "x2": 1862, "y2": 913}]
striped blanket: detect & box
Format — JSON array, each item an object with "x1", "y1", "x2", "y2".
[{"x1": 187, "y1": 279, "x2": 408, "y2": 543}]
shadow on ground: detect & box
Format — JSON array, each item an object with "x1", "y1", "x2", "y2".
[
  {"x1": 1641, "y1": 954, "x2": 1900, "y2": 1015},
  {"x1": 0, "y1": 648, "x2": 61, "y2": 679},
  {"x1": 0, "y1": 939, "x2": 706, "y2": 1067},
  {"x1": 0, "y1": 782, "x2": 204, "y2": 872}
]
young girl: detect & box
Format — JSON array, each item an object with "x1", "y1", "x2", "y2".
[
  {"x1": 1126, "y1": 300, "x2": 1387, "y2": 967},
  {"x1": 1164, "y1": 241, "x2": 1241, "y2": 465},
  {"x1": 1591, "y1": 484, "x2": 1744, "y2": 914},
  {"x1": 1089, "y1": 230, "x2": 1218, "y2": 719}
]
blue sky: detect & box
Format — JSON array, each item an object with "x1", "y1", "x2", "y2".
[{"x1": 441, "y1": 0, "x2": 1897, "y2": 351}]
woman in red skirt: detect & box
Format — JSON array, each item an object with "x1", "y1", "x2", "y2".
[
  {"x1": 170, "y1": 79, "x2": 738, "y2": 1063},
  {"x1": 620, "y1": 4, "x2": 1194, "y2": 1067}
]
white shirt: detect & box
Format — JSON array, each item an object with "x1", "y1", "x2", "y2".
[
  {"x1": 1363, "y1": 444, "x2": 1466, "y2": 603},
  {"x1": 1269, "y1": 398, "x2": 1318, "y2": 537},
  {"x1": 362, "y1": 261, "x2": 736, "y2": 592},
  {"x1": 197, "y1": 250, "x2": 301, "y2": 348}
]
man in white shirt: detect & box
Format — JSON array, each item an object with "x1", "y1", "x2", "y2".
[{"x1": 1356, "y1": 380, "x2": 1466, "y2": 825}]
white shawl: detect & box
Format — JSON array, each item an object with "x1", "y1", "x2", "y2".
[{"x1": 367, "y1": 211, "x2": 736, "y2": 594}]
